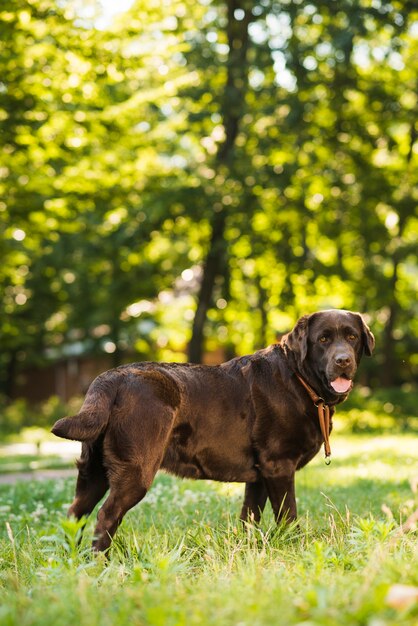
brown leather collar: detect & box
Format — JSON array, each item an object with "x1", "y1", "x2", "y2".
[{"x1": 295, "y1": 372, "x2": 332, "y2": 464}]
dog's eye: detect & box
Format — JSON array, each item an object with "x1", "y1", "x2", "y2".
[
  {"x1": 319, "y1": 336, "x2": 329, "y2": 343},
  {"x1": 347, "y1": 334, "x2": 357, "y2": 341}
]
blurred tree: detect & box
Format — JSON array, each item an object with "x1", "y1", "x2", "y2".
[
  {"x1": 179, "y1": 0, "x2": 417, "y2": 377},
  {"x1": 184, "y1": 0, "x2": 418, "y2": 383},
  {"x1": 0, "y1": 0, "x2": 75, "y2": 394},
  {"x1": 187, "y1": 0, "x2": 255, "y2": 363}
]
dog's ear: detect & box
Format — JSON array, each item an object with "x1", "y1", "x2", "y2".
[
  {"x1": 355, "y1": 313, "x2": 375, "y2": 356},
  {"x1": 283, "y1": 314, "x2": 311, "y2": 363}
]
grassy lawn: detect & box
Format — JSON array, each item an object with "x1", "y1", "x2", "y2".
[
  {"x1": 0, "y1": 437, "x2": 79, "y2": 474},
  {"x1": 0, "y1": 454, "x2": 74, "y2": 474},
  {"x1": 0, "y1": 434, "x2": 417, "y2": 625}
]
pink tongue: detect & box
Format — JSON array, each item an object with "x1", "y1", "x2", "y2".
[{"x1": 330, "y1": 377, "x2": 352, "y2": 393}]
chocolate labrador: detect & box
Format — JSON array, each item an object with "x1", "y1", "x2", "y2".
[{"x1": 52, "y1": 309, "x2": 374, "y2": 552}]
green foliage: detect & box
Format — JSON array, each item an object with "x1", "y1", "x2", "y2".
[
  {"x1": 0, "y1": 395, "x2": 82, "y2": 436},
  {"x1": 338, "y1": 385, "x2": 418, "y2": 433},
  {"x1": 0, "y1": 434, "x2": 417, "y2": 625},
  {"x1": 0, "y1": 0, "x2": 417, "y2": 396}
]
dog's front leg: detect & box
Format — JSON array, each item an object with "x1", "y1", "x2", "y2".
[
  {"x1": 259, "y1": 458, "x2": 297, "y2": 523},
  {"x1": 240, "y1": 481, "x2": 268, "y2": 523},
  {"x1": 264, "y1": 475, "x2": 297, "y2": 523}
]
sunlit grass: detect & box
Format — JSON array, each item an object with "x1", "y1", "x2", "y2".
[
  {"x1": 0, "y1": 454, "x2": 74, "y2": 474},
  {"x1": 0, "y1": 434, "x2": 417, "y2": 625}
]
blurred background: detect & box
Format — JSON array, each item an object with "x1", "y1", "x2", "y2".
[{"x1": 1, "y1": 0, "x2": 417, "y2": 439}]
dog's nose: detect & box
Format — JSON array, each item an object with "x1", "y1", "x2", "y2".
[{"x1": 335, "y1": 354, "x2": 352, "y2": 368}]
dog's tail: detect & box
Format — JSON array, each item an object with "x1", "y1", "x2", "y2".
[{"x1": 51, "y1": 370, "x2": 121, "y2": 442}]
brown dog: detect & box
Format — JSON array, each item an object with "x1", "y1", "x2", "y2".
[{"x1": 52, "y1": 309, "x2": 374, "y2": 552}]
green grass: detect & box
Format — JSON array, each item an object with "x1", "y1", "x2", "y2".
[
  {"x1": 0, "y1": 454, "x2": 73, "y2": 474},
  {"x1": 0, "y1": 434, "x2": 417, "y2": 625}
]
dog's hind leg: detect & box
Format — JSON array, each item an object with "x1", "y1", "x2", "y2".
[
  {"x1": 240, "y1": 481, "x2": 268, "y2": 524},
  {"x1": 91, "y1": 467, "x2": 149, "y2": 553},
  {"x1": 91, "y1": 400, "x2": 176, "y2": 553},
  {"x1": 68, "y1": 438, "x2": 109, "y2": 522},
  {"x1": 91, "y1": 442, "x2": 171, "y2": 553}
]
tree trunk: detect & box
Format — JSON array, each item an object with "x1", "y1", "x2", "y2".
[
  {"x1": 2, "y1": 350, "x2": 17, "y2": 398},
  {"x1": 255, "y1": 274, "x2": 268, "y2": 349},
  {"x1": 188, "y1": 0, "x2": 253, "y2": 362},
  {"x1": 381, "y1": 260, "x2": 399, "y2": 387},
  {"x1": 381, "y1": 124, "x2": 415, "y2": 387},
  {"x1": 188, "y1": 210, "x2": 227, "y2": 362}
]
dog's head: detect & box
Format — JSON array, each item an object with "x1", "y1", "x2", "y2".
[{"x1": 283, "y1": 310, "x2": 375, "y2": 400}]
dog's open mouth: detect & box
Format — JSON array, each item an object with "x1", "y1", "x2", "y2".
[{"x1": 330, "y1": 376, "x2": 352, "y2": 394}]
